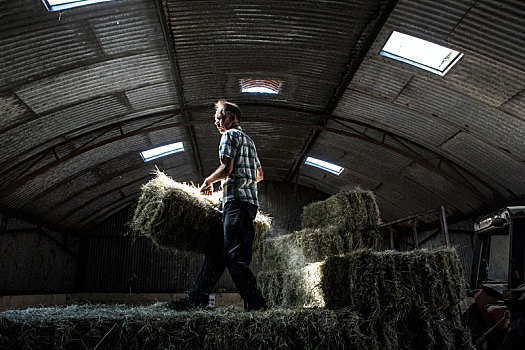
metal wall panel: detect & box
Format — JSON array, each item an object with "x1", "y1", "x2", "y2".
[{"x1": 0, "y1": 226, "x2": 79, "y2": 293}]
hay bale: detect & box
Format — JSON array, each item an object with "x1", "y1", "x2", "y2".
[
  {"x1": 0, "y1": 304, "x2": 366, "y2": 350},
  {"x1": 259, "y1": 248, "x2": 466, "y2": 314},
  {"x1": 131, "y1": 171, "x2": 271, "y2": 257},
  {"x1": 261, "y1": 225, "x2": 383, "y2": 271},
  {"x1": 258, "y1": 262, "x2": 325, "y2": 308},
  {"x1": 296, "y1": 226, "x2": 347, "y2": 262},
  {"x1": 0, "y1": 303, "x2": 471, "y2": 349},
  {"x1": 321, "y1": 248, "x2": 466, "y2": 314},
  {"x1": 261, "y1": 233, "x2": 306, "y2": 271},
  {"x1": 301, "y1": 189, "x2": 380, "y2": 232},
  {"x1": 262, "y1": 225, "x2": 346, "y2": 271}
]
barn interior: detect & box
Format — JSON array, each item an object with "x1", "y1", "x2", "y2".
[{"x1": 0, "y1": 0, "x2": 524, "y2": 349}]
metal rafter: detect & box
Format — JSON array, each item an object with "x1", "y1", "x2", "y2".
[
  {"x1": 0, "y1": 110, "x2": 502, "y2": 207},
  {"x1": 0, "y1": 204, "x2": 71, "y2": 234},
  {"x1": 285, "y1": 0, "x2": 399, "y2": 183},
  {"x1": 154, "y1": 0, "x2": 204, "y2": 179}
]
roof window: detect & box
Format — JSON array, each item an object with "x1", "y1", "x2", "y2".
[
  {"x1": 42, "y1": 0, "x2": 113, "y2": 11},
  {"x1": 380, "y1": 31, "x2": 463, "y2": 76},
  {"x1": 305, "y1": 157, "x2": 344, "y2": 175},
  {"x1": 240, "y1": 79, "x2": 281, "y2": 94},
  {"x1": 140, "y1": 142, "x2": 184, "y2": 162}
]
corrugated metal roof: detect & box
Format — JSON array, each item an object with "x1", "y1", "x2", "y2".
[
  {"x1": 167, "y1": 0, "x2": 384, "y2": 110},
  {"x1": 441, "y1": 132, "x2": 525, "y2": 197},
  {"x1": 15, "y1": 53, "x2": 171, "y2": 113},
  {"x1": 447, "y1": 0, "x2": 525, "y2": 71},
  {"x1": 1, "y1": 96, "x2": 129, "y2": 162},
  {"x1": 0, "y1": 25, "x2": 100, "y2": 88},
  {"x1": 90, "y1": 10, "x2": 166, "y2": 56},
  {"x1": 0, "y1": 93, "x2": 33, "y2": 131},
  {"x1": 125, "y1": 82, "x2": 179, "y2": 111},
  {"x1": 334, "y1": 90, "x2": 459, "y2": 147},
  {"x1": 500, "y1": 90, "x2": 525, "y2": 119},
  {"x1": 394, "y1": 77, "x2": 525, "y2": 160},
  {"x1": 0, "y1": 0, "x2": 523, "y2": 229}
]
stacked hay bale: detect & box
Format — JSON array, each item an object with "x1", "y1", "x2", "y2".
[
  {"x1": 131, "y1": 170, "x2": 271, "y2": 257},
  {"x1": 259, "y1": 189, "x2": 383, "y2": 303},
  {"x1": 258, "y1": 190, "x2": 473, "y2": 349}
]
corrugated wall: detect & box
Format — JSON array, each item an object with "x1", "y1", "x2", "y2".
[
  {"x1": 0, "y1": 215, "x2": 79, "y2": 294},
  {"x1": 81, "y1": 180, "x2": 328, "y2": 293},
  {"x1": 385, "y1": 219, "x2": 474, "y2": 284}
]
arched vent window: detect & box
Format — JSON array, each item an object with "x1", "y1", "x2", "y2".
[{"x1": 240, "y1": 79, "x2": 281, "y2": 94}]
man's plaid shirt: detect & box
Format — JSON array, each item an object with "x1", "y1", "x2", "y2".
[{"x1": 219, "y1": 126, "x2": 261, "y2": 207}]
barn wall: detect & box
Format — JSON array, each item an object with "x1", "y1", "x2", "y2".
[
  {"x1": 0, "y1": 213, "x2": 79, "y2": 294},
  {"x1": 257, "y1": 181, "x2": 329, "y2": 236},
  {"x1": 384, "y1": 218, "x2": 474, "y2": 284},
  {"x1": 80, "y1": 181, "x2": 329, "y2": 293}
]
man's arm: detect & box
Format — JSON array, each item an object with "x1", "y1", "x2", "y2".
[
  {"x1": 199, "y1": 156, "x2": 234, "y2": 195},
  {"x1": 256, "y1": 167, "x2": 264, "y2": 183}
]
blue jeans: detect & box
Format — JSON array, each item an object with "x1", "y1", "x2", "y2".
[{"x1": 189, "y1": 200, "x2": 266, "y2": 309}]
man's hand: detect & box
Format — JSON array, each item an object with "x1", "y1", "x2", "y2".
[
  {"x1": 199, "y1": 157, "x2": 233, "y2": 196},
  {"x1": 199, "y1": 179, "x2": 213, "y2": 196}
]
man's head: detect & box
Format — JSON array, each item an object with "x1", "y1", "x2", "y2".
[{"x1": 214, "y1": 100, "x2": 241, "y2": 133}]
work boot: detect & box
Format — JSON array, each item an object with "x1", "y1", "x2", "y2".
[
  {"x1": 244, "y1": 290, "x2": 268, "y2": 311},
  {"x1": 165, "y1": 296, "x2": 207, "y2": 311}
]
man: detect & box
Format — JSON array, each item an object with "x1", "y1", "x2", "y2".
[{"x1": 166, "y1": 100, "x2": 267, "y2": 311}]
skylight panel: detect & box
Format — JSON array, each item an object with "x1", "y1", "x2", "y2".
[
  {"x1": 305, "y1": 157, "x2": 344, "y2": 175},
  {"x1": 380, "y1": 31, "x2": 463, "y2": 76},
  {"x1": 240, "y1": 79, "x2": 281, "y2": 94},
  {"x1": 140, "y1": 142, "x2": 184, "y2": 162},
  {"x1": 42, "y1": 0, "x2": 113, "y2": 11}
]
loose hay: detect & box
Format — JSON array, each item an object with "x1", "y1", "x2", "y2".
[
  {"x1": 0, "y1": 303, "x2": 471, "y2": 350},
  {"x1": 301, "y1": 189, "x2": 381, "y2": 232},
  {"x1": 131, "y1": 171, "x2": 271, "y2": 257},
  {"x1": 0, "y1": 304, "x2": 363, "y2": 350}
]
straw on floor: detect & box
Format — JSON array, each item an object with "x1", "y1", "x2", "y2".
[{"x1": 0, "y1": 303, "x2": 472, "y2": 350}]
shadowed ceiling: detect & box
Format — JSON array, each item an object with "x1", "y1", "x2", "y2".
[{"x1": 0, "y1": 0, "x2": 524, "y2": 231}]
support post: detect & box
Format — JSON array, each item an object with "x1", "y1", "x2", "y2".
[
  {"x1": 439, "y1": 205, "x2": 451, "y2": 247},
  {"x1": 412, "y1": 219, "x2": 419, "y2": 249}
]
